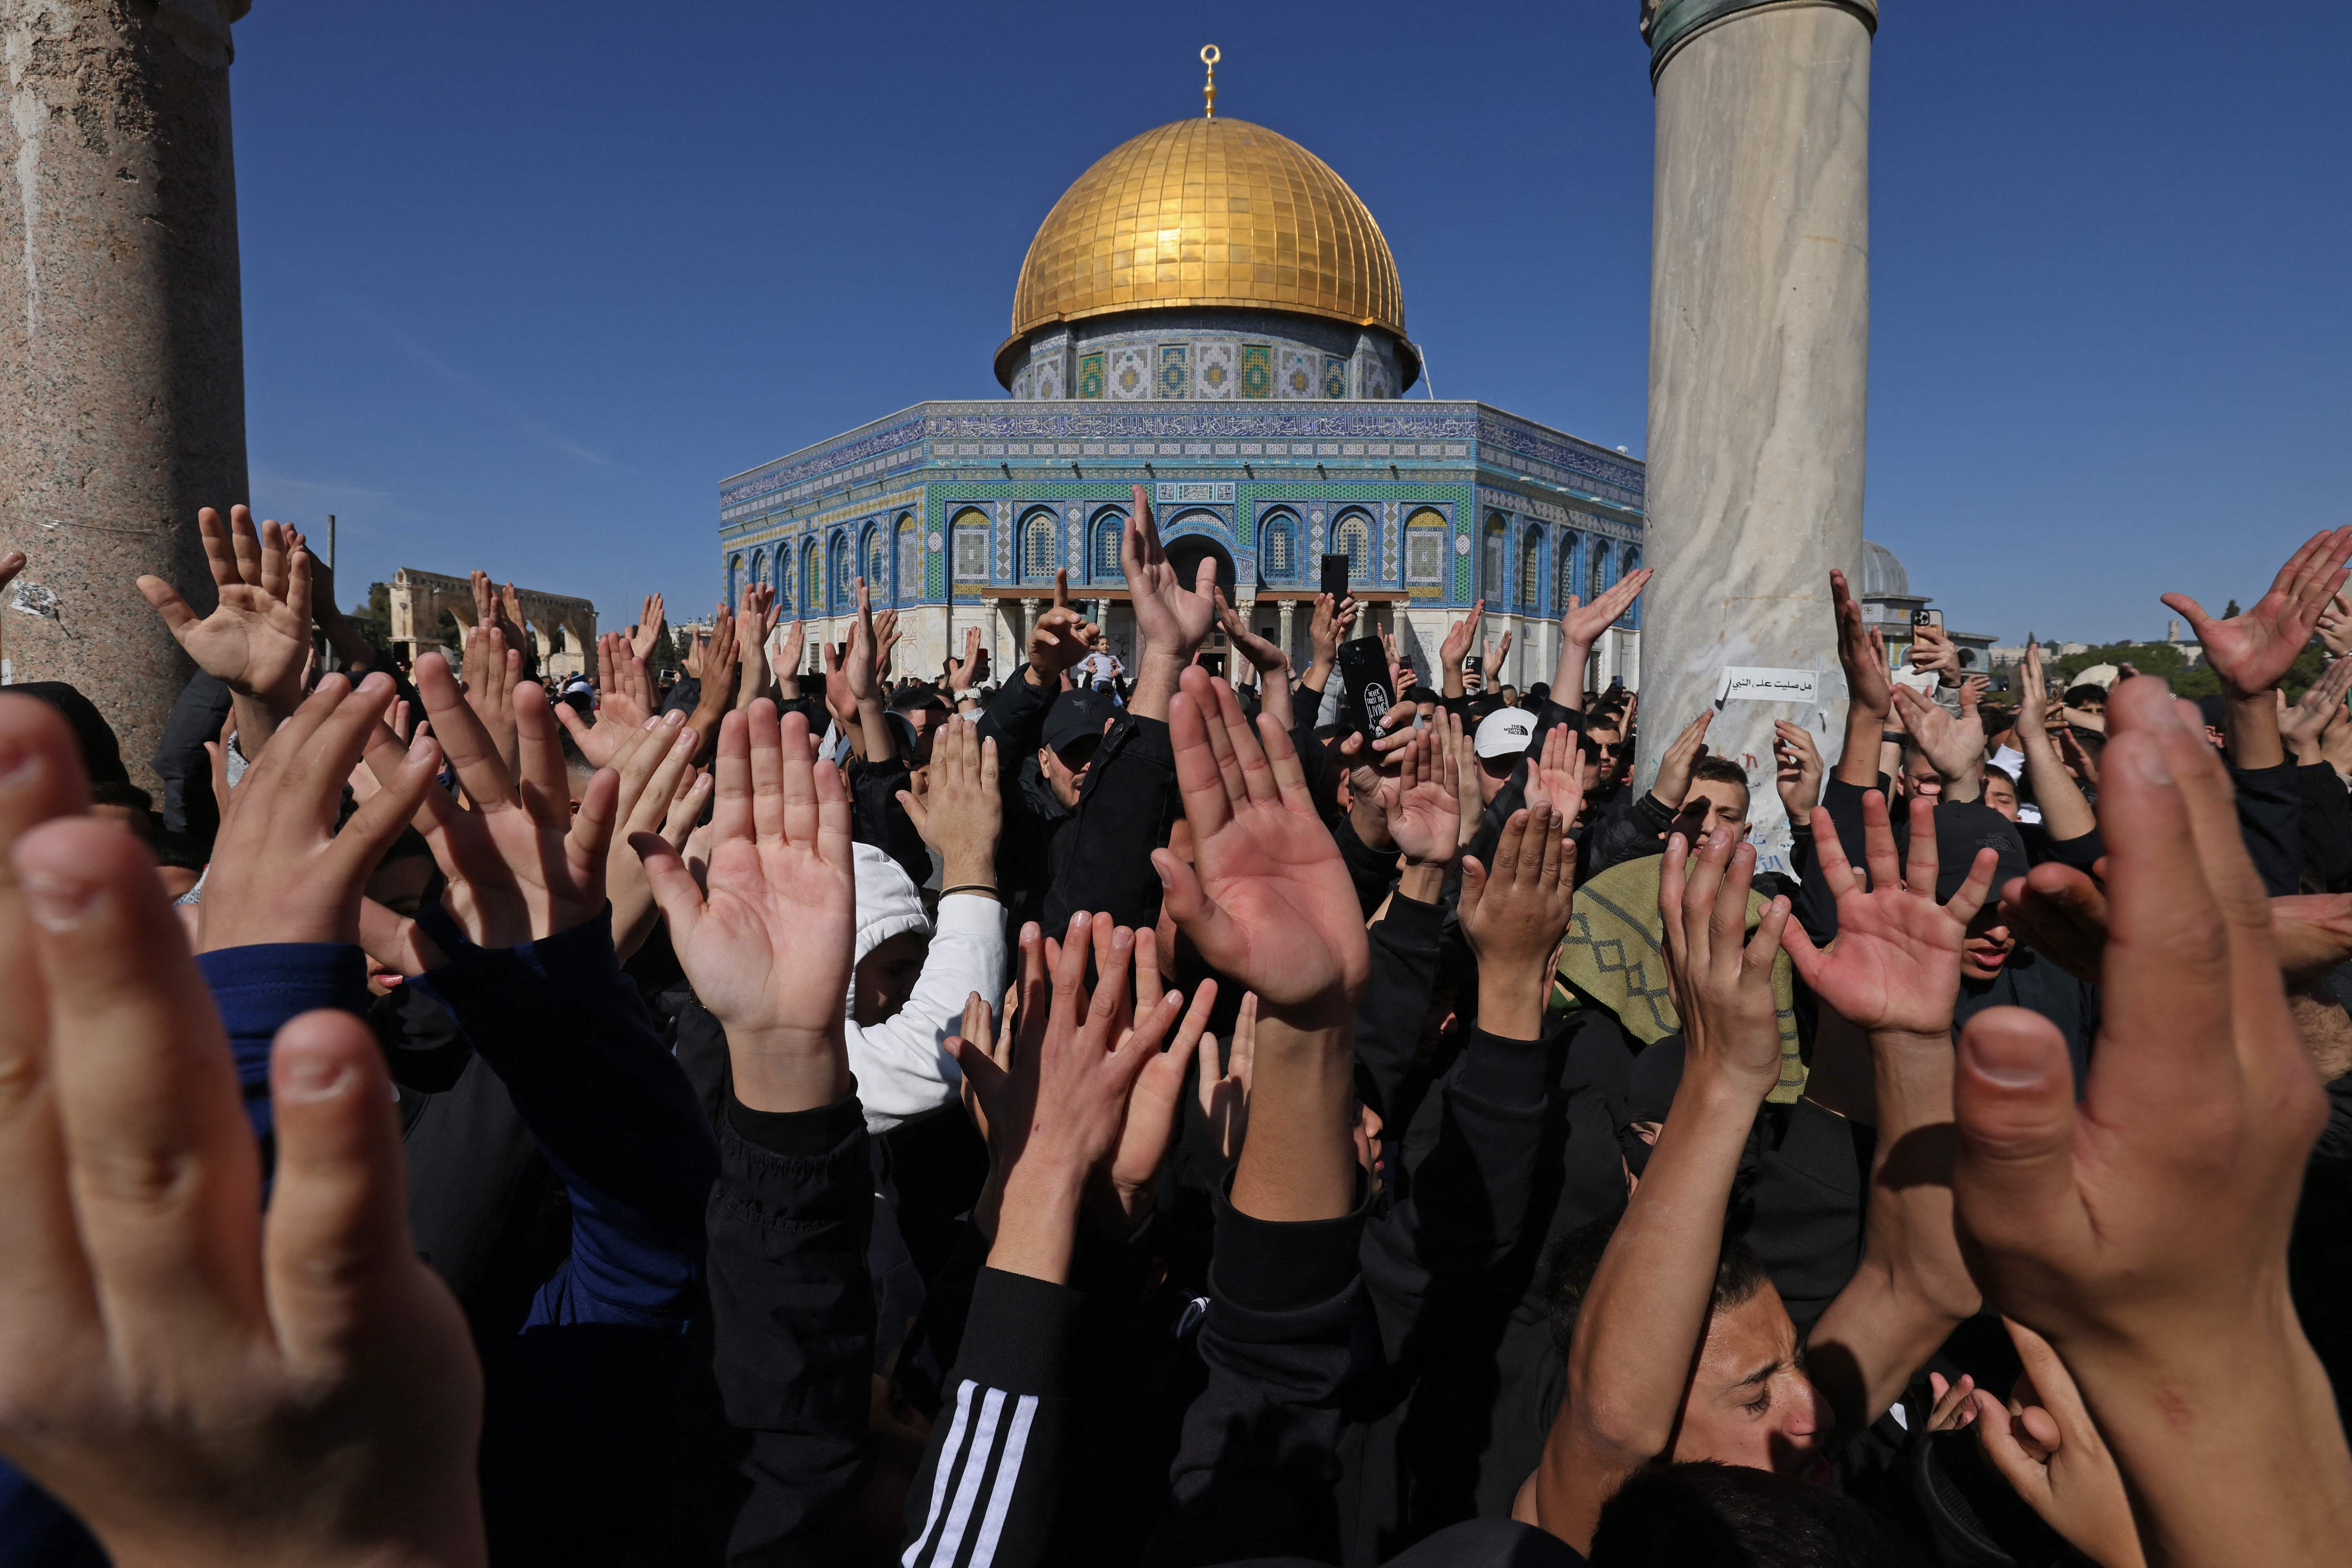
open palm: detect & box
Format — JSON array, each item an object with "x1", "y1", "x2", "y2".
[
  {"x1": 1156, "y1": 668, "x2": 1368, "y2": 1012},
  {"x1": 1782, "y1": 793, "x2": 1997, "y2": 1037},
  {"x1": 138, "y1": 505, "x2": 311, "y2": 699},
  {"x1": 2163, "y1": 527, "x2": 2352, "y2": 697},
  {"x1": 639, "y1": 703, "x2": 854, "y2": 1047}
]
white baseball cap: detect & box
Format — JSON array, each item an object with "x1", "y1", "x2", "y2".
[{"x1": 1473, "y1": 707, "x2": 1538, "y2": 760}]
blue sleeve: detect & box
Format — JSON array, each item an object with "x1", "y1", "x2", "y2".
[
  {"x1": 196, "y1": 942, "x2": 370, "y2": 1155},
  {"x1": 408, "y1": 905, "x2": 720, "y2": 1331}
]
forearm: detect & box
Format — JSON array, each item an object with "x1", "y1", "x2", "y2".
[
  {"x1": 2226, "y1": 690, "x2": 2286, "y2": 771},
  {"x1": 1836, "y1": 692, "x2": 1887, "y2": 788},
  {"x1": 1257, "y1": 666, "x2": 1293, "y2": 733},
  {"x1": 854, "y1": 695, "x2": 896, "y2": 763},
  {"x1": 986, "y1": 1158, "x2": 1086, "y2": 1285},
  {"x1": 318, "y1": 610, "x2": 378, "y2": 672},
  {"x1": 1231, "y1": 1012, "x2": 1358, "y2": 1223},
  {"x1": 1808, "y1": 1029, "x2": 1978, "y2": 1436},
  {"x1": 735, "y1": 649, "x2": 771, "y2": 712},
  {"x1": 230, "y1": 688, "x2": 290, "y2": 762},
  {"x1": 1441, "y1": 657, "x2": 1464, "y2": 699},
  {"x1": 1475, "y1": 957, "x2": 1549, "y2": 1043},
  {"x1": 1128, "y1": 652, "x2": 1182, "y2": 722},
  {"x1": 1553, "y1": 638, "x2": 1592, "y2": 713},
  {"x1": 1542, "y1": 1073, "x2": 1763, "y2": 1545},
  {"x1": 2020, "y1": 729, "x2": 2098, "y2": 840},
  {"x1": 2068, "y1": 1304, "x2": 2352, "y2": 1566}
]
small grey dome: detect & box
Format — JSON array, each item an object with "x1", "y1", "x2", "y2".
[{"x1": 1859, "y1": 539, "x2": 1909, "y2": 601}]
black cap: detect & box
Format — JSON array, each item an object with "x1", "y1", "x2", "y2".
[
  {"x1": 1894, "y1": 799, "x2": 2030, "y2": 904},
  {"x1": 1043, "y1": 688, "x2": 1116, "y2": 757}
]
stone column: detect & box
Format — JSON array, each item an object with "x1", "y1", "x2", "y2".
[
  {"x1": 1277, "y1": 600, "x2": 1295, "y2": 669},
  {"x1": 0, "y1": 1, "x2": 251, "y2": 786},
  {"x1": 1632, "y1": 0, "x2": 1874, "y2": 869}
]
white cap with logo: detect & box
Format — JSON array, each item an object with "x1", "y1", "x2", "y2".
[{"x1": 1473, "y1": 707, "x2": 1538, "y2": 760}]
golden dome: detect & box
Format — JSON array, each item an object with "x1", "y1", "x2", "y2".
[{"x1": 999, "y1": 116, "x2": 1409, "y2": 382}]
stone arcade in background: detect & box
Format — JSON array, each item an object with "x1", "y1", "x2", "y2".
[
  {"x1": 718, "y1": 55, "x2": 1647, "y2": 694},
  {"x1": 386, "y1": 569, "x2": 598, "y2": 684}
]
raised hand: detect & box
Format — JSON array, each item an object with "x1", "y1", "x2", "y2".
[
  {"x1": 1030, "y1": 573, "x2": 1101, "y2": 684},
  {"x1": 1831, "y1": 568, "x2": 1892, "y2": 718},
  {"x1": 2320, "y1": 591, "x2": 2352, "y2": 659},
  {"x1": 1907, "y1": 621, "x2": 1962, "y2": 686},
  {"x1": 893, "y1": 718, "x2": 1001, "y2": 886},
  {"x1": 1341, "y1": 703, "x2": 1418, "y2": 851},
  {"x1": 1969, "y1": 1320, "x2": 2145, "y2": 1568},
  {"x1": 1891, "y1": 683, "x2": 1985, "y2": 798},
  {"x1": 1649, "y1": 709, "x2": 1713, "y2": 809},
  {"x1": 1950, "y1": 676, "x2": 2352, "y2": 1562},
  {"x1": 1460, "y1": 801, "x2": 1577, "y2": 1039},
  {"x1": 1389, "y1": 712, "x2": 1470, "y2": 868},
  {"x1": 949, "y1": 913, "x2": 1189, "y2": 1281},
  {"x1": 459, "y1": 622, "x2": 523, "y2": 778},
  {"x1": 1659, "y1": 823, "x2": 1793, "y2": 1097},
  {"x1": 772, "y1": 616, "x2": 808, "y2": 699},
  {"x1": 1781, "y1": 792, "x2": 1998, "y2": 1037},
  {"x1": 1123, "y1": 484, "x2": 1217, "y2": 661},
  {"x1": 1480, "y1": 631, "x2": 1512, "y2": 686},
  {"x1": 635, "y1": 702, "x2": 855, "y2": 1113},
  {"x1": 630, "y1": 592, "x2": 666, "y2": 661},
  {"x1": 946, "y1": 625, "x2": 986, "y2": 693},
  {"x1": 1773, "y1": 719, "x2": 1824, "y2": 818},
  {"x1": 688, "y1": 602, "x2": 741, "y2": 756},
  {"x1": 561, "y1": 636, "x2": 652, "y2": 767},
  {"x1": 1153, "y1": 665, "x2": 1369, "y2": 1020},
  {"x1": 2279, "y1": 654, "x2": 2352, "y2": 762},
  {"x1": 1309, "y1": 590, "x2": 1361, "y2": 686},
  {"x1": 1439, "y1": 599, "x2": 1481, "y2": 693},
  {"x1": 362, "y1": 650, "x2": 617, "y2": 960},
  {"x1": 596, "y1": 711, "x2": 708, "y2": 963},
  {"x1": 138, "y1": 506, "x2": 314, "y2": 746},
  {"x1": 2163, "y1": 527, "x2": 2352, "y2": 698},
  {"x1": 1521, "y1": 719, "x2": 1587, "y2": 827},
  {"x1": 1561, "y1": 567, "x2": 1652, "y2": 650},
  {"x1": 0, "y1": 693, "x2": 486, "y2": 1568},
  {"x1": 735, "y1": 582, "x2": 780, "y2": 711},
  {"x1": 199, "y1": 673, "x2": 441, "y2": 951}
]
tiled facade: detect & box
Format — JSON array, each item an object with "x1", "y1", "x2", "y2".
[{"x1": 720, "y1": 400, "x2": 1645, "y2": 691}]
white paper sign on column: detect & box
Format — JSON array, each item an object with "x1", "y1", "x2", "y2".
[{"x1": 1714, "y1": 667, "x2": 1820, "y2": 707}]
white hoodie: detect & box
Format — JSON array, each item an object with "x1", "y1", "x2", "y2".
[{"x1": 844, "y1": 843, "x2": 1005, "y2": 1133}]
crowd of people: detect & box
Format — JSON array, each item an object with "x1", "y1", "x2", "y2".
[{"x1": 0, "y1": 494, "x2": 2350, "y2": 1567}]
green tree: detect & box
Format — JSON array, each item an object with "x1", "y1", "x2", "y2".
[
  {"x1": 2045, "y1": 637, "x2": 2324, "y2": 701},
  {"x1": 346, "y1": 582, "x2": 394, "y2": 652}
]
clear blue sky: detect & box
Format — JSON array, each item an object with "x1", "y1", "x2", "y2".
[{"x1": 232, "y1": 1, "x2": 2350, "y2": 649}]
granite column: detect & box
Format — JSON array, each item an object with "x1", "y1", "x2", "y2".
[
  {"x1": 1632, "y1": 0, "x2": 1874, "y2": 865},
  {"x1": 0, "y1": 0, "x2": 251, "y2": 786}
]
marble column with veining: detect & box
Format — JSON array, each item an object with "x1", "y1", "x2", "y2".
[
  {"x1": 0, "y1": 0, "x2": 251, "y2": 788},
  {"x1": 1632, "y1": 0, "x2": 1874, "y2": 868}
]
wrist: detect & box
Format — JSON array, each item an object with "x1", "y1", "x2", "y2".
[
  {"x1": 1396, "y1": 861, "x2": 1448, "y2": 902},
  {"x1": 942, "y1": 852, "x2": 997, "y2": 889}
]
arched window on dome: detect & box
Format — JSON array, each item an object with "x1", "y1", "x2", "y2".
[
  {"x1": 952, "y1": 509, "x2": 991, "y2": 584},
  {"x1": 777, "y1": 543, "x2": 795, "y2": 615},
  {"x1": 1092, "y1": 509, "x2": 1126, "y2": 582},
  {"x1": 830, "y1": 534, "x2": 853, "y2": 608},
  {"x1": 863, "y1": 525, "x2": 888, "y2": 597},
  {"x1": 896, "y1": 514, "x2": 921, "y2": 602},
  {"x1": 1333, "y1": 510, "x2": 1373, "y2": 578},
  {"x1": 802, "y1": 538, "x2": 822, "y2": 615},
  {"x1": 1022, "y1": 510, "x2": 1058, "y2": 582},
  {"x1": 1404, "y1": 508, "x2": 1447, "y2": 586},
  {"x1": 1587, "y1": 537, "x2": 1611, "y2": 609},
  {"x1": 726, "y1": 554, "x2": 744, "y2": 606},
  {"x1": 1259, "y1": 510, "x2": 1300, "y2": 582},
  {"x1": 1557, "y1": 530, "x2": 1580, "y2": 609},
  {"x1": 1518, "y1": 527, "x2": 1543, "y2": 612},
  {"x1": 1617, "y1": 544, "x2": 1641, "y2": 628},
  {"x1": 1483, "y1": 514, "x2": 1508, "y2": 602}
]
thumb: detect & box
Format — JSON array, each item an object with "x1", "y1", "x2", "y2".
[
  {"x1": 1953, "y1": 1006, "x2": 2079, "y2": 1230},
  {"x1": 2159, "y1": 592, "x2": 2214, "y2": 634},
  {"x1": 1458, "y1": 856, "x2": 1488, "y2": 926},
  {"x1": 1153, "y1": 846, "x2": 1241, "y2": 959}
]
